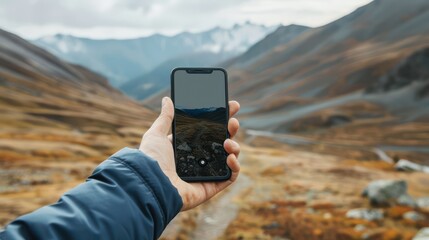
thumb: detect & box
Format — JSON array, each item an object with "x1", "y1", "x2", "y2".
[{"x1": 148, "y1": 97, "x2": 174, "y2": 136}]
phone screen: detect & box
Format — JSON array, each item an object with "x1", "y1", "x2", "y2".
[{"x1": 172, "y1": 68, "x2": 229, "y2": 181}]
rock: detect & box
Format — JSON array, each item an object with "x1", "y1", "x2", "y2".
[
  {"x1": 398, "y1": 194, "x2": 417, "y2": 207},
  {"x1": 354, "y1": 224, "x2": 366, "y2": 232},
  {"x1": 177, "y1": 142, "x2": 191, "y2": 151},
  {"x1": 417, "y1": 197, "x2": 429, "y2": 209},
  {"x1": 403, "y1": 211, "x2": 425, "y2": 222},
  {"x1": 362, "y1": 180, "x2": 416, "y2": 207},
  {"x1": 413, "y1": 228, "x2": 429, "y2": 240},
  {"x1": 395, "y1": 159, "x2": 429, "y2": 173},
  {"x1": 346, "y1": 208, "x2": 384, "y2": 221}
]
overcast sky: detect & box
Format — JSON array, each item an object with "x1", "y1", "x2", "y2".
[{"x1": 0, "y1": 0, "x2": 372, "y2": 40}]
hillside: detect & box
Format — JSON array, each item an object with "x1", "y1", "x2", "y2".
[
  {"x1": 223, "y1": 24, "x2": 309, "y2": 68},
  {"x1": 0, "y1": 28, "x2": 155, "y2": 226},
  {"x1": 228, "y1": 0, "x2": 429, "y2": 118},
  {"x1": 33, "y1": 22, "x2": 276, "y2": 86}
]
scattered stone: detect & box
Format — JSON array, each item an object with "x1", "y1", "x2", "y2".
[
  {"x1": 346, "y1": 208, "x2": 384, "y2": 221},
  {"x1": 413, "y1": 228, "x2": 429, "y2": 240},
  {"x1": 395, "y1": 159, "x2": 429, "y2": 173},
  {"x1": 362, "y1": 180, "x2": 416, "y2": 207},
  {"x1": 403, "y1": 211, "x2": 425, "y2": 222},
  {"x1": 354, "y1": 224, "x2": 366, "y2": 232},
  {"x1": 177, "y1": 142, "x2": 191, "y2": 151},
  {"x1": 416, "y1": 197, "x2": 429, "y2": 209},
  {"x1": 398, "y1": 194, "x2": 417, "y2": 207}
]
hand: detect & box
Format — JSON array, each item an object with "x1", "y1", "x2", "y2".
[{"x1": 139, "y1": 97, "x2": 240, "y2": 211}]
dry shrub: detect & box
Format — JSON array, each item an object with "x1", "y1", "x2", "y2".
[
  {"x1": 0, "y1": 150, "x2": 25, "y2": 161},
  {"x1": 261, "y1": 165, "x2": 286, "y2": 176}
]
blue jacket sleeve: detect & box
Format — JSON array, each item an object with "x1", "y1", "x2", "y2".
[{"x1": 0, "y1": 147, "x2": 183, "y2": 240}]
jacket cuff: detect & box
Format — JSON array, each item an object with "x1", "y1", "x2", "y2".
[{"x1": 108, "y1": 147, "x2": 183, "y2": 225}]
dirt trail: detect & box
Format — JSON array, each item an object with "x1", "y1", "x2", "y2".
[
  {"x1": 191, "y1": 174, "x2": 251, "y2": 239},
  {"x1": 161, "y1": 152, "x2": 252, "y2": 240}
]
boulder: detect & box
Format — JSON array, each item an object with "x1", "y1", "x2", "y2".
[
  {"x1": 398, "y1": 194, "x2": 418, "y2": 207},
  {"x1": 362, "y1": 180, "x2": 416, "y2": 207},
  {"x1": 403, "y1": 211, "x2": 425, "y2": 222},
  {"x1": 417, "y1": 197, "x2": 429, "y2": 208},
  {"x1": 395, "y1": 159, "x2": 429, "y2": 173},
  {"x1": 413, "y1": 228, "x2": 429, "y2": 240},
  {"x1": 346, "y1": 208, "x2": 383, "y2": 221}
]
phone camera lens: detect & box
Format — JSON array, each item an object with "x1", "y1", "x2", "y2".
[{"x1": 198, "y1": 159, "x2": 207, "y2": 167}]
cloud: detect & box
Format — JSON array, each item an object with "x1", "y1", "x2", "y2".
[{"x1": 0, "y1": 0, "x2": 372, "y2": 39}]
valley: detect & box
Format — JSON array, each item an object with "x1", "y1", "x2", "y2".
[{"x1": 1, "y1": 0, "x2": 429, "y2": 239}]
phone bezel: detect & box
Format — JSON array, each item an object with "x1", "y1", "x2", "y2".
[{"x1": 171, "y1": 67, "x2": 231, "y2": 182}]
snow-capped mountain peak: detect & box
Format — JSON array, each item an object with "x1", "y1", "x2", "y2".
[{"x1": 32, "y1": 22, "x2": 276, "y2": 86}]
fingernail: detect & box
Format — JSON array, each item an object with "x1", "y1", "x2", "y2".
[{"x1": 162, "y1": 97, "x2": 166, "y2": 106}]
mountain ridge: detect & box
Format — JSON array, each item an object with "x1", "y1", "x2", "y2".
[
  {"x1": 141, "y1": 24, "x2": 311, "y2": 107},
  {"x1": 33, "y1": 22, "x2": 277, "y2": 86},
  {"x1": 227, "y1": 0, "x2": 429, "y2": 129}
]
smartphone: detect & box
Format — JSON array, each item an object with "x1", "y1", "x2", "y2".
[{"x1": 171, "y1": 67, "x2": 230, "y2": 182}]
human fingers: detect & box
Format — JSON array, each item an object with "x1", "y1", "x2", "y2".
[
  {"x1": 224, "y1": 139, "x2": 240, "y2": 158},
  {"x1": 229, "y1": 101, "x2": 240, "y2": 118},
  {"x1": 226, "y1": 154, "x2": 240, "y2": 183},
  {"x1": 147, "y1": 97, "x2": 174, "y2": 136},
  {"x1": 214, "y1": 154, "x2": 240, "y2": 192},
  {"x1": 228, "y1": 118, "x2": 239, "y2": 139}
]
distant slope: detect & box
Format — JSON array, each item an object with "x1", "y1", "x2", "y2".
[
  {"x1": 0, "y1": 28, "x2": 154, "y2": 133},
  {"x1": 0, "y1": 28, "x2": 156, "y2": 226},
  {"x1": 33, "y1": 22, "x2": 276, "y2": 86},
  {"x1": 223, "y1": 24, "x2": 310, "y2": 68},
  {"x1": 366, "y1": 47, "x2": 429, "y2": 96},
  {"x1": 226, "y1": 0, "x2": 429, "y2": 132}
]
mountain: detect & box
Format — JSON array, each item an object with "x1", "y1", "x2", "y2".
[
  {"x1": 223, "y1": 24, "x2": 310, "y2": 68},
  {"x1": 121, "y1": 51, "x2": 227, "y2": 101},
  {"x1": 0, "y1": 28, "x2": 156, "y2": 225},
  {"x1": 226, "y1": 0, "x2": 429, "y2": 133},
  {"x1": 33, "y1": 22, "x2": 277, "y2": 87},
  {"x1": 366, "y1": 47, "x2": 429, "y2": 96},
  {"x1": 140, "y1": 24, "x2": 311, "y2": 108}
]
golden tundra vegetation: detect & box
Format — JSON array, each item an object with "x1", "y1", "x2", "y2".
[{"x1": 0, "y1": 28, "x2": 155, "y2": 226}]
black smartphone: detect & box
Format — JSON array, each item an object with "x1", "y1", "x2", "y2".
[{"x1": 171, "y1": 67, "x2": 230, "y2": 182}]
